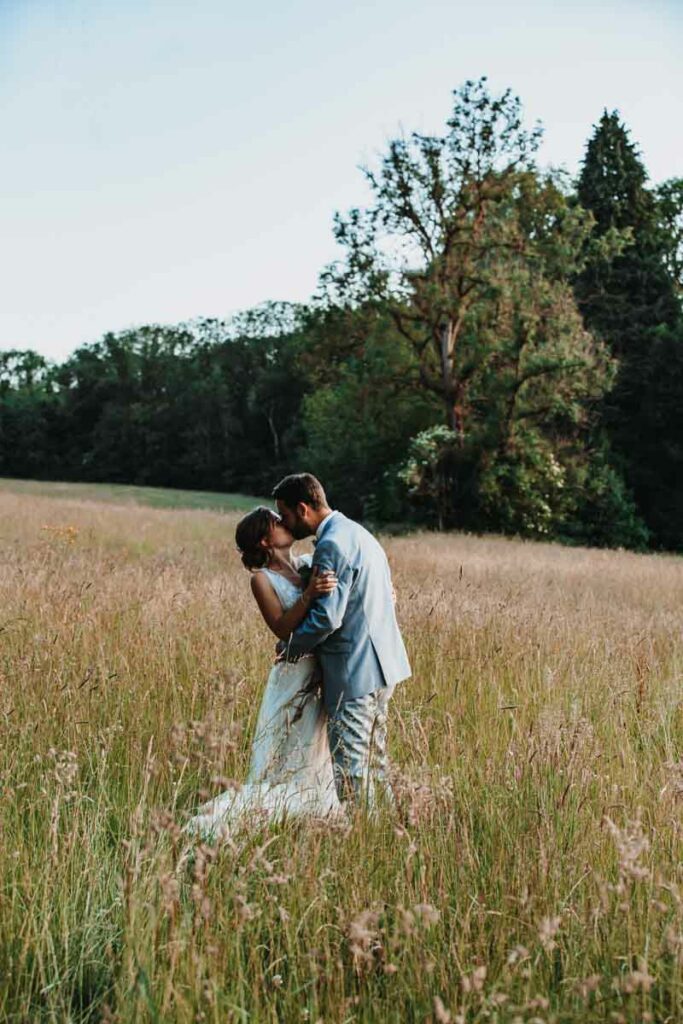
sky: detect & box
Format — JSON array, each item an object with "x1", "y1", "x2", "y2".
[{"x1": 1, "y1": 0, "x2": 681, "y2": 361}]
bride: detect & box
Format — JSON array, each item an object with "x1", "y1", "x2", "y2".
[{"x1": 186, "y1": 506, "x2": 343, "y2": 837}]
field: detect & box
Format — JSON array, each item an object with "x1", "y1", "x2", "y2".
[
  {"x1": 1, "y1": 481, "x2": 682, "y2": 1023},
  {"x1": 0, "y1": 478, "x2": 265, "y2": 513}
]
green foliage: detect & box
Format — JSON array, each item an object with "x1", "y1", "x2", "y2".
[
  {"x1": 0, "y1": 308, "x2": 309, "y2": 497},
  {"x1": 300, "y1": 310, "x2": 438, "y2": 520},
  {"x1": 324, "y1": 78, "x2": 549, "y2": 434},
  {"x1": 624, "y1": 321, "x2": 683, "y2": 549},
  {"x1": 654, "y1": 177, "x2": 683, "y2": 296},
  {"x1": 398, "y1": 426, "x2": 474, "y2": 530},
  {"x1": 559, "y1": 439, "x2": 650, "y2": 550},
  {"x1": 575, "y1": 112, "x2": 683, "y2": 549},
  {"x1": 576, "y1": 112, "x2": 679, "y2": 350},
  {"x1": 0, "y1": 350, "x2": 62, "y2": 478},
  {"x1": 398, "y1": 424, "x2": 650, "y2": 548},
  {"x1": 327, "y1": 79, "x2": 619, "y2": 540},
  {"x1": 479, "y1": 434, "x2": 568, "y2": 537}
]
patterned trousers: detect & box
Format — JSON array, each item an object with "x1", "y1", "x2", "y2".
[{"x1": 326, "y1": 687, "x2": 394, "y2": 807}]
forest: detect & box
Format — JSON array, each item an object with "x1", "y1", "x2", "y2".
[{"x1": 2, "y1": 79, "x2": 682, "y2": 550}]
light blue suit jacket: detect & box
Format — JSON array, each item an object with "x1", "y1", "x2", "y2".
[{"x1": 286, "y1": 512, "x2": 411, "y2": 712}]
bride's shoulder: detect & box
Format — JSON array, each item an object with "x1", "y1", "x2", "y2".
[{"x1": 250, "y1": 568, "x2": 272, "y2": 592}]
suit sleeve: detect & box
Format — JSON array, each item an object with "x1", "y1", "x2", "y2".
[{"x1": 286, "y1": 539, "x2": 353, "y2": 656}]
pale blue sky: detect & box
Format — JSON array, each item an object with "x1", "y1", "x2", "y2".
[{"x1": 1, "y1": 0, "x2": 681, "y2": 360}]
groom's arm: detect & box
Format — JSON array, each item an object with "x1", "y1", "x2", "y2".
[{"x1": 285, "y1": 540, "x2": 353, "y2": 656}]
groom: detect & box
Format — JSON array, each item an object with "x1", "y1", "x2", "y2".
[{"x1": 273, "y1": 473, "x2": 411, "y2": 807}]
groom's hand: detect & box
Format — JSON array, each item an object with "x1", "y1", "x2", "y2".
[{"x1": 275, "y1": 639, "x2": 304, "y2": 663}]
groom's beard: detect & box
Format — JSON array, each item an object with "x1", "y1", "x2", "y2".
[{"x1": 292, "y1": 518, "x2": 313, "y2": 540}]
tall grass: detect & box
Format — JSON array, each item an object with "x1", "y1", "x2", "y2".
[{"x1": 0, "y1": 489, "x2": 682, "y2": 1022}]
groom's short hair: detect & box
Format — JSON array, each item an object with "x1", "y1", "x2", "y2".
[{"x1": 272, "y1": 473, "x2": 327, "y2": 510}]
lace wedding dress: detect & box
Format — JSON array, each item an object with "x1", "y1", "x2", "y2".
[{"x1": 186, "y1": 557, "x2": 342, "y2": 837}]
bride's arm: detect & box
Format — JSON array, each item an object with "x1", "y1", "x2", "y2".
[{"x1": 250, "y1": 569, "x2": 338, "y2": 640}]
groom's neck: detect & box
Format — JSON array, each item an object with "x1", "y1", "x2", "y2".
[{"x1": 309, "y1": 507, "x2": 333, "y2": 533}]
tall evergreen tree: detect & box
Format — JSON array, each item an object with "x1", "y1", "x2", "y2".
[
  {"x1": 576, "y1": 111, "x2": 679, "y2": 351},
  {"x1": 656, "y1": 177, "x2": 683, "y2": 298},
  {"x1": 576, "y1": 111, "x2": 683, "y2": 547}
]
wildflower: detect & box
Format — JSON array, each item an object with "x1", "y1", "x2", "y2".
[
  {"x1": 398, "y1": 907, "x2": 416, "y2": 935},
  {"x1": 664, "y1": 926, "x2": 683, "y2": 964},
  {"x1": 525, "y1": 995, "x2": 550, "y2": 1011},
  {"x1": 41, "y1": 524, "x2": 79, "y2": 543},
  {"x1": 604, "y1": 816, "x2": 650, "y2": 883},
  {"x1": 507, "y1": 944, "x2": 529, "y2": 966},
  {"x1": 538, "y1": 915, "x2": 561, "y2": 953},
  {"x1": 159, "y1": 872, "x2": 180, "y2": 911},
  {"x1": 150, "y1": 809, "x2": 183, "y2": 842},
  {"x1": 661, "y1": 760, "x2": 683, "y2": 798},
  {"x1": 413, "y1": 902, "x2": 440, "y2": 927},
  {"x1": 434, "y1": 995, "x2": 451, "y2": 1023},
  {"x1": 49, "y1": 748, "x2": 78, "y2": 788},
  {"x1": 235, "y1": 893, "x2": 259, "y2": 923},
  {"x1": 621, "y1": 965, "x2": 655, "y2": 993},
  {"x1": 461, "y1": 965, "x2": 486, "y2": 993},
  {"x1": 347, "y1": 908, "x2": 382, "y2": 968},
  {"x1": 576, "y1": 974, "x2": 601, "y2": 999}
]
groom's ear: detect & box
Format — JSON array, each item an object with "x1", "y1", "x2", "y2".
[{"x1": 296, "y1": 501, "x2": 310, "y2": 521}]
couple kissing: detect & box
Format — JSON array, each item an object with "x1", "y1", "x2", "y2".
[{"x1": 186, "y1": 472, "x2": 410, "y2": 836}]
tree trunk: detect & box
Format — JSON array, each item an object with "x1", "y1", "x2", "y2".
[
  {"x1": 439, "y1": 322, "x2": 453, "y2": 396},
  {"x1": 440, "y1": 321, "x2": 465, "y2": 445},
  {"x1": 444, "y1": 397, "x2": 458, "y2": 432},
  {"x1": 266, "y1": 408, "x2": 280, "y2": 458}
]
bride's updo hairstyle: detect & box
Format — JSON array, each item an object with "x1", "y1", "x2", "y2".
[{"x1": 235, "y1": 506, "x2": 277, "y2": 571}]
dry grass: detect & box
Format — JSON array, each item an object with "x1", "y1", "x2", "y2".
[{"x1": 1, "y1": 487, "x2": 682, "y2": 1023}]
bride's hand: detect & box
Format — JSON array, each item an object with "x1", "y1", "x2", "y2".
[{"x1": 302, "y1": 566, "x2": 338, "y2": 605}]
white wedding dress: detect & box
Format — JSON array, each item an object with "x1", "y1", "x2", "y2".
[{"x1": 186, "y1": 557, "x2": 342, "y2": 837}]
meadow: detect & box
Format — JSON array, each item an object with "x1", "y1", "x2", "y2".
[
  {"x1": 1, "y1": 482, "x2": 682, "y2": 1023},
  {"x1": 0, "y1": 478, "x2": 264, "y2": 513}
]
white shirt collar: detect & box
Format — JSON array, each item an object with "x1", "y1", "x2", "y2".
[{"x1": 315, "y1": 510, "x2": 337, "y2": 540}]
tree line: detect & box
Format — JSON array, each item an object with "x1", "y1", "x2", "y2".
[{"x1": 2, "y1": 79, "x2": 682, "y2": 550}]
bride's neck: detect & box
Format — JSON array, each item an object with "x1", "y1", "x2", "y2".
[{"x1": 268, "y1": 547, "x2": 295, "y2": 572}]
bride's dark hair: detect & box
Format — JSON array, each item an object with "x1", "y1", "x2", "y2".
[{"x1": 235, "y1": 506, "x2": 278, "y2": 571}]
